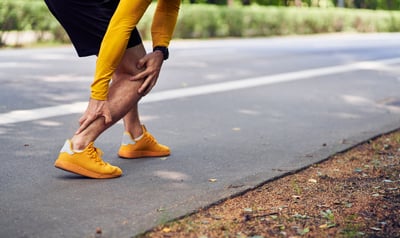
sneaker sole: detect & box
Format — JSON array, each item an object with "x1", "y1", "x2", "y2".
[
  {"x1": 118, "y1": 150, "x2": 170, "y2": 159},
  {"x1": 54, "y1": 160, "x2": 122, "y2": 179}
]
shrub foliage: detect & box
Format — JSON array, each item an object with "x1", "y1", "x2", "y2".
[{"x1": 1, "y1": 0, "x2": 400, "y2": 46}]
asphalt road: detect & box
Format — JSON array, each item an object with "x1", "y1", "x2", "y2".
[{"x1": 1, "y1": 33, "x2": 400, "y2": 238}]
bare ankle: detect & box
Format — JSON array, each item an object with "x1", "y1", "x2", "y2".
[
  {"x1": 70, "y1": 136, "x2": 89, "y2": 151},
  {"x1": 125, "y1": 124, "x2": 143, "y2": 139},
  {"x1": 133, "y1": 127, "x2": 143, "y2": 139}
]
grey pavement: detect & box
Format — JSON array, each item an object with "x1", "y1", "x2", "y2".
[{"x1": 1, "y1": 33, "x2": 400, "y2": 238}]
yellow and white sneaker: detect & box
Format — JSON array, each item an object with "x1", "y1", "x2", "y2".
[
  {"x1": 118, "y1": 125, "x2": 170, "y2": 159},
  {"x1": 55, "y1": 140, "x2": 122, "y2": 179}
]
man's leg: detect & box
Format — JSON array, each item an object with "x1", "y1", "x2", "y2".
[
  {"x1": 70, "y1": 44, "x2": 147, "y2": 149},
  {"x1": 56, "y1": 44, "x2": 169, "y2": 178},
  {"x1": 117, "y1": 102, "x2": 170, "y2": 159},
  {"x1": 115, "y1": 49, "x2": 170, "y2": 159},
  {"x1": 54, "y1": 45, "x2": 146, "y2": 178},
  {"x1": 122, "y1": 106, "x2": 142, "y2": 138}
]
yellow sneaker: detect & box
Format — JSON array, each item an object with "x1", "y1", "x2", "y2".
[
  {"x1": 118, "y1": 125, "x2": 170, "y2": 159},
  {"x1": 55, "y1": 140, "x2": 122, "y2": 179}
]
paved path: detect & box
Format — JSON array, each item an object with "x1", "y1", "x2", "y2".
[{"x1": 1, "y1": 34, "x2": 400, "y2": 238}]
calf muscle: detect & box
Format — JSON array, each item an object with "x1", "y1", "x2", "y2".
[{"x1": 71, "y1": 45, "x2": 146, "y2": 149}]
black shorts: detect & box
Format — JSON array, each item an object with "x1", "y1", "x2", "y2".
[{"x1": 45, "y1": 0, "x2": 142, "y2": 57}]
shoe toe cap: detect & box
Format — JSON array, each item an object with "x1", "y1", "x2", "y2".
[{"x1": 112, "y1": 166, "x2": 123, "y2": 176}]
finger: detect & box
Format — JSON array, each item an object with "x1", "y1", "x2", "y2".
[
  {"x1": 131, "y1": 70, "x2": 147, "y2": 81},
  {"x1": 78, "y1": 115, "x2": 87, "y2": 125},
  {"x1": 138, "y1": 76, "x2": 152, "y2": 94},
  {"x1": 75, "y1": 116, "x2": 94, "y2": 134},
  {"x1": 75, "y1": 120, "x2": 89, "y2": 135},
  {"x1": 131, "y1": 75, "x2": 142, "y2": 81},
  {"x1": 75, "y1": 123, "x2": 86, "y2": 135},
  {"x1": 103, "y1": 113, "x2": 112, "y2": 125},
  {"x1": 136, "y1": 59, "x2": 145, "y2": 70},
  {"x1": 143, "y1": 80, "x2": 155, "y2": 95}
]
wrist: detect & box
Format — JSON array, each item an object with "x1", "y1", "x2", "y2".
[
  {"x1": 153, "y1": 46, "x2": 169, "y2": 60},
  {"x1": 153, "y1": 50, "x2": 164, "y2": 61}
]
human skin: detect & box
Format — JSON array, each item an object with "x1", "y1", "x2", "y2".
[{"x1": 71, "y1": 44, "x2": 164, "y2": 150}]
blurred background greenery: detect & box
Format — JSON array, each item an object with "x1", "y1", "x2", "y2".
[{"x1": 1, "y1": 0, "x2": 400, "y2": 47}]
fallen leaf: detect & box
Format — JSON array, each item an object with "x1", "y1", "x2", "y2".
[
  {"x1": 298, "y1": 227, "x2": 310, "y2": 235},
  {"x1": 308, "y1": 179, "x2": 317, "y2": 183},
  {"x1": 387, "y1": 187, "x2": 399, "y2": 191},
  {"x1": 157, "y1": 207, "x2": 166, "y2": 212},
  {"x1": 292, "y1": 213, "x2": 309, "y2": 219},
  {"x1": 345, "y1": 202, "x2": 353, "y2": 208},
  {"x1": 333, "y1": 200, "x2": 342, "y2": 205},
  {"x1": 370, "y1": 227, "x2": 382, "y2": 231},
  {"x1": 212, "y1": 215, "x2": 223, "y2": 220},
  {"x1": 327, "y1": 223, "x2": 337, "y2": 228},
  {"x1": 227, "y1": 184, "x2": 244, "y2": 189},
  {"x1": 383, "y1": 144, "x2": 391, "y2": 150},
  {"x1": 243, "y1": 208, "x2": 253, "y2": 213},
  {"x1": 270, "y1": 215, "x2": 278, "y2": 220},
  {"x1": 162, "y1": 227, "x2": 171, "y2": 232},
  {"x1": 354, "y1": 168, "x2": 363, "y2": 173},
  {"x1": 319, "y1": 223, "x2": 328, "y2": 229}
]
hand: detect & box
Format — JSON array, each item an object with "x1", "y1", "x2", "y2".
[
  {"x1": 75, "y1": 98, "x2": 112, "y2": 135},
  {"x1": 131, "y1": 51, "x2": 164, "y2": 95}
]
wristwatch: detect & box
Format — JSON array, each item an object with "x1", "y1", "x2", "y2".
[{"x1": 153, "y1": 46, "x2": 169, "y2": 60}]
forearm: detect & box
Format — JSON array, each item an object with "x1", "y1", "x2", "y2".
[
  {"x1": 151, "y1": 0, "x2": 181, "y2": 48},
  {"x1": 91, "y1": 0, "x2": 152, "y2": 101}
]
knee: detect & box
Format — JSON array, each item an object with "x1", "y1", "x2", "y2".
[
  {"x1": 114, "y1": 64, "x2": 135, "y2": 81},
  {"x1": 114, "y1": 62, "x2": 144, "y2": 83},
  {"x1": 113, "y1": 66, "x2": 146, "y2": 89},
  {"x1": 113, "y1": 68, "x2": 128, "y2": 82},
  {"x1": 114, "y1": 44, "x2": 146, "y2": 80}
]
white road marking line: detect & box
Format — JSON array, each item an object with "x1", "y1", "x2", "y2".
[
  {"x1": 0, "y1": 102, "x2": 87, "y2": 125},
  {"x1": 1, "y1": 57, "x2": 400, "y2": 125}
]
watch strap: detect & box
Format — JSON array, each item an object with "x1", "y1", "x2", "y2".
[{"x1": 153, "y1": 46, "x2": 169, "y2": 60}]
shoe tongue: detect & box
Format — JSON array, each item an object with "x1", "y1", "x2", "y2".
[
  {"x1": 88, "y1": 143, "x2": 103, "y2": 157},
  {"x1": 84, "y1": 142, "x2": 96, "y2": 153}
]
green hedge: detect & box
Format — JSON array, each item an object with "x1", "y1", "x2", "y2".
[
  {"x1": 1, "y1": 1, "x2": 400, "y2": 46},
  {"x1": 166, "y1": 5, "x2": 400, "y2": 38}
]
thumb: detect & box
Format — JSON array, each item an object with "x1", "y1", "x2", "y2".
[
  {"x1": 103, "y1": 113, "x2": 112, "y2": 125},
  {"x1": 136, "y1": 58, "x2": 146, "y2": 70},
  {"x1": 78, "y1": 115, "x2": 85, "y2": 125}
]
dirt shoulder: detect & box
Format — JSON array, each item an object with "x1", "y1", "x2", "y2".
[{"x1": 138, "y1": 129, "x2": 400, "y2": 238}]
